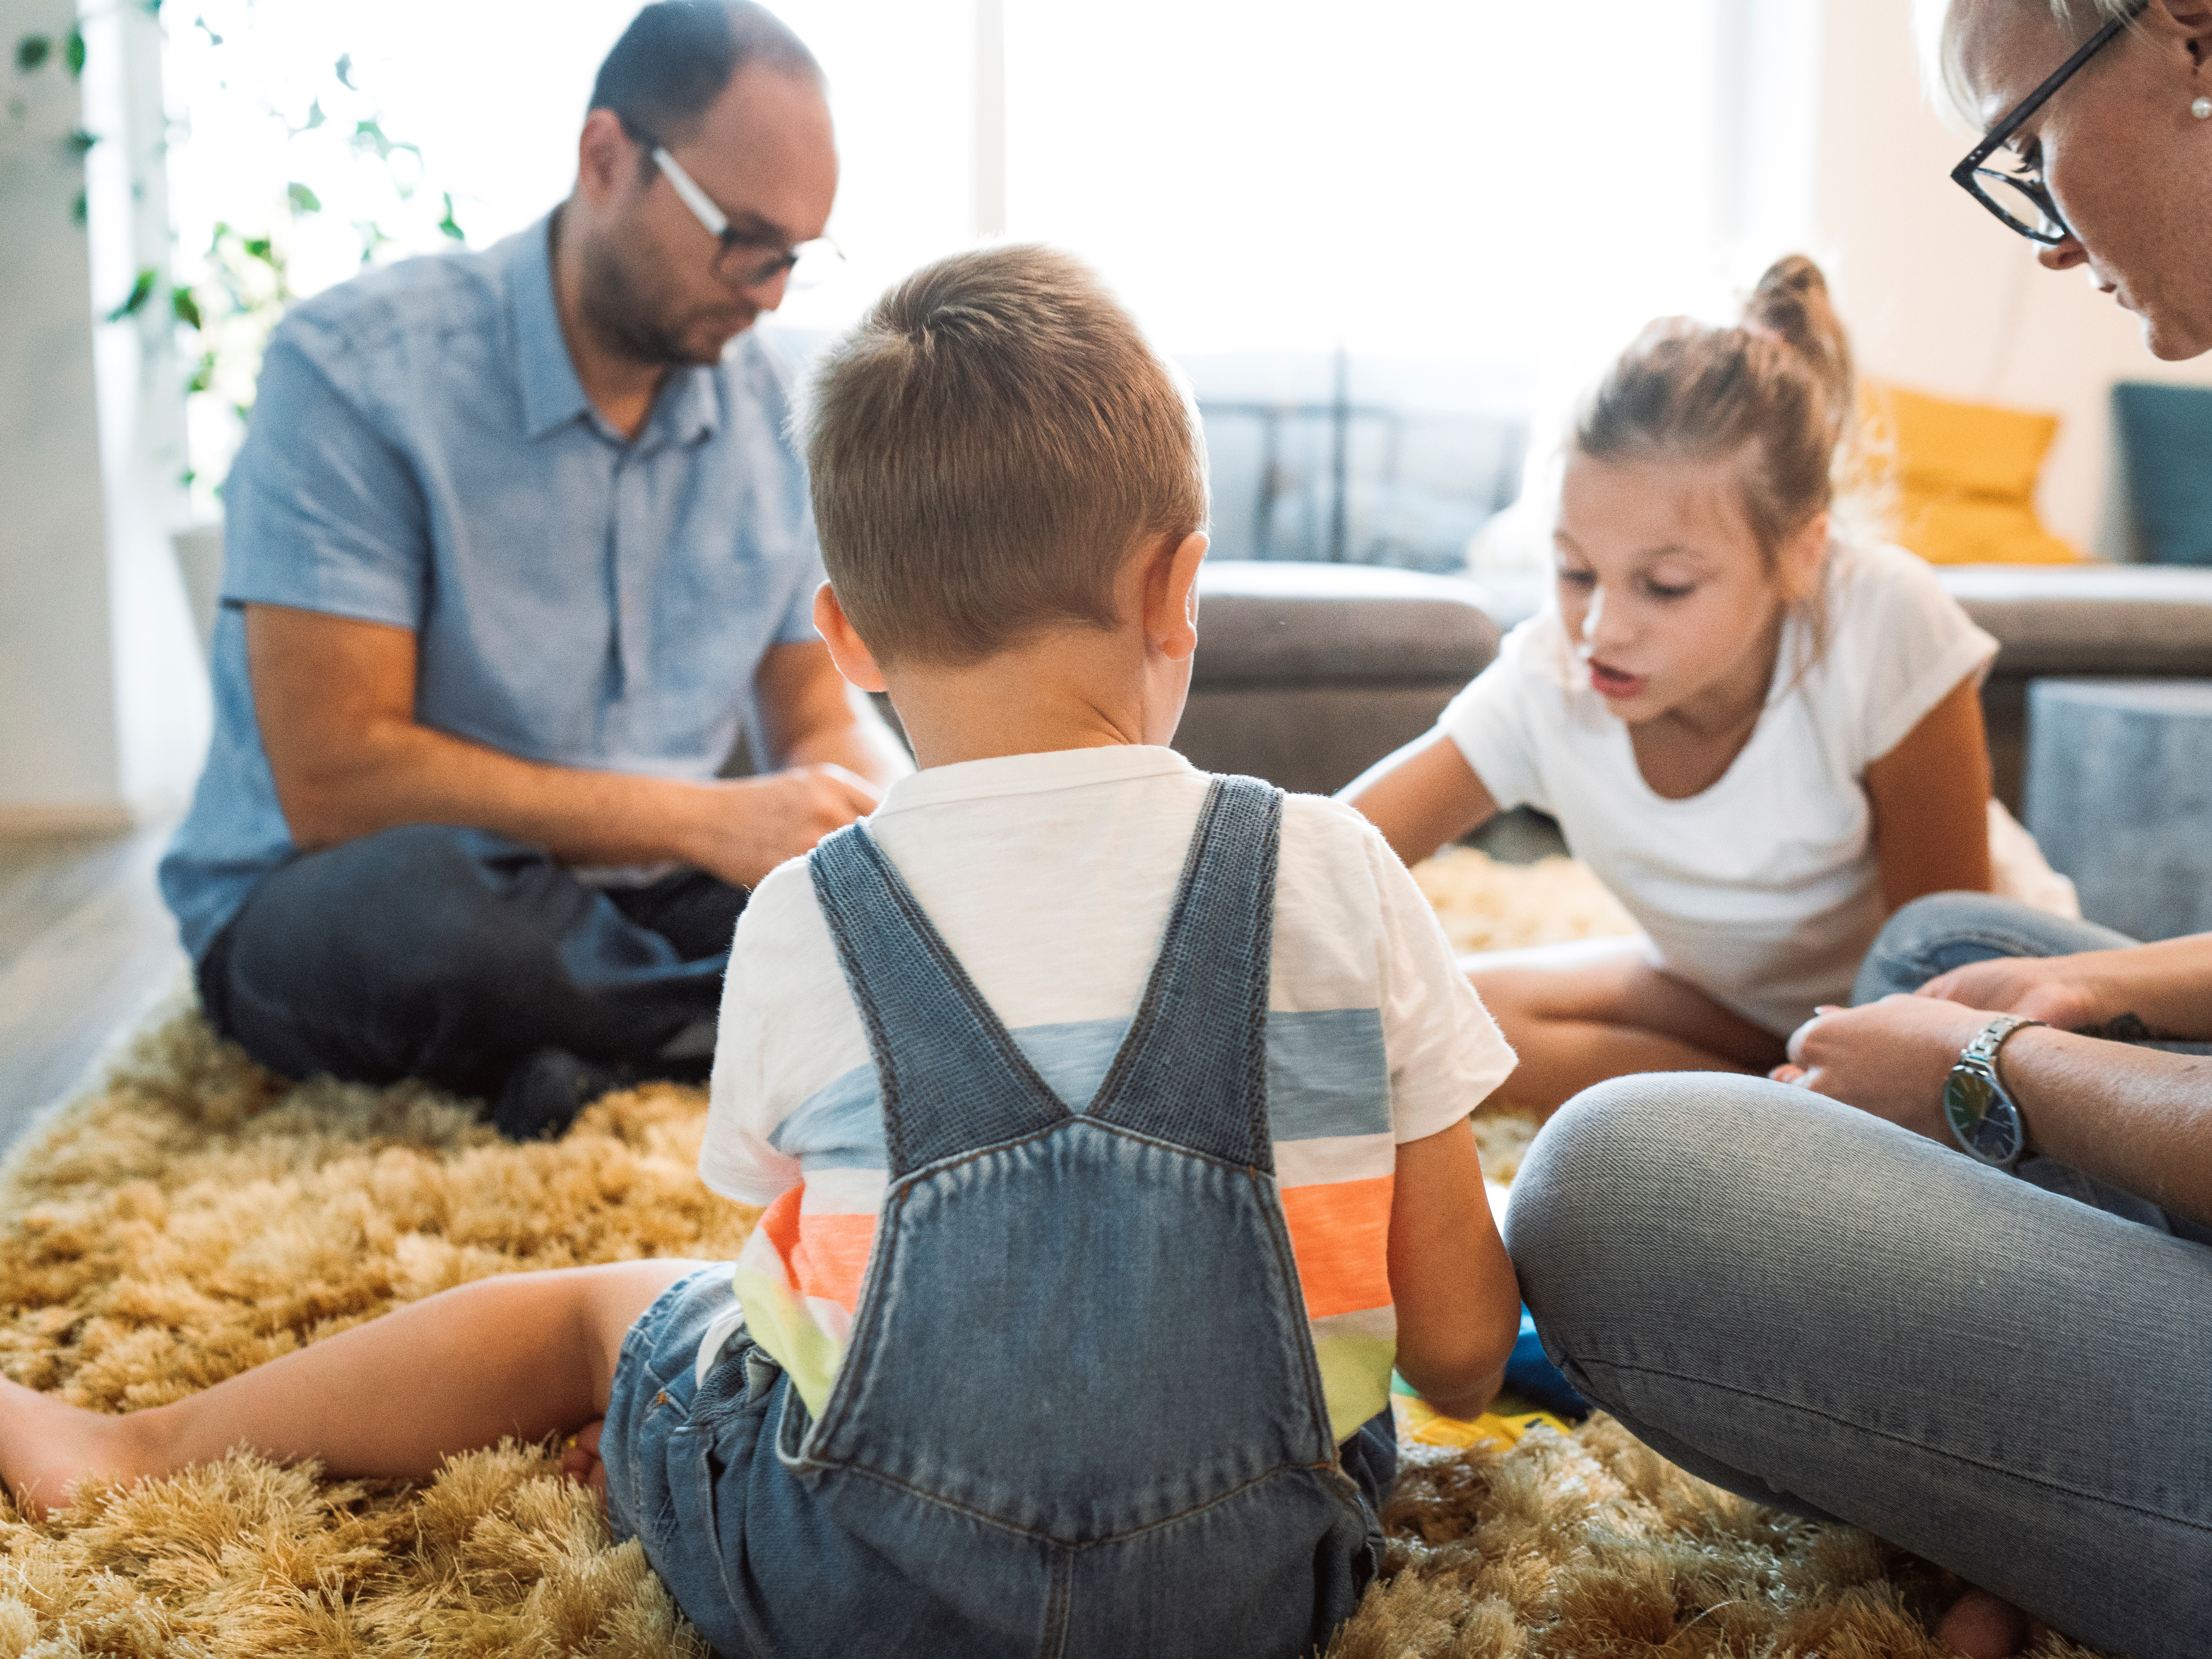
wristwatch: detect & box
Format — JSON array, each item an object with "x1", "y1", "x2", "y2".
[{"x1": 1942, "y1": 1014, "x2": 2045, "y2": 1169}]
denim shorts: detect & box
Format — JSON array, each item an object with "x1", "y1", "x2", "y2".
[
  {"x1": 600, "y1": 1266, "x2": 769, "y2": 1657},
  {"x1": 600, "y1": 1266, "x2": 1399, "y2": 1657}
]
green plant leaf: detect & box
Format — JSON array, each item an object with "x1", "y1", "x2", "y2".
[
  {"x1": 286, "y1": 181, "x2": 321, "y2": 214},
  {"x1": 70, "y1": 188, "x2": 85, "y2": 224},
  {"x1": 105, "y1": 267, "x2": 157, "y2": 323},
  {"x1": 334, "y1": 51, "x2": 355, "y2": 89},
  {"x1": 437, "y1": 192, "x2": 464, "y2": 241},
  {"x1": 194, "y1": 15, "x2": 223, "y2": 47},
  {"x1": 65, "y1": 126, "x2": 96, "y2": 156},
  {"x1": 172, "y1": 286, "x2": 204, "y2": 330},
  {"x1": 15, "y1": 35, "x2": 50, "y2": 72},
  {"x1": 64, "y1": 27, "x2": 82, "y2": 77},
  {"x1": 301, "y1": 97, "x2": 324, "y2": 131},
  {"x1": 241, "y1": 235, "x2": 274, "y2": 263},
  {"x1": 187, "y1": 349, "x2": 215, "y2": 392}
]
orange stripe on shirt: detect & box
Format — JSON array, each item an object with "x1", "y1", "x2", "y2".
[
  {"x1": 1278, "y1": 1175, "x2": 1395, "y2": 1318},
  {"x1": 791, "y1": 1211, "x2": 878, "y2": 1313}
]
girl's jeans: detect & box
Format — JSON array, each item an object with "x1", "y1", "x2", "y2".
[{"x1": 1508, "y1": 893, "x2": 2212, "y2": 1659}]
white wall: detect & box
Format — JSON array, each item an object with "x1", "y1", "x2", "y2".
[
  {"x1": 0, "y1": 0, "x2": 207, "y2": 832},
  {"x1": 1813, "y1": 0, "x2": 2212, "y2": 557}
]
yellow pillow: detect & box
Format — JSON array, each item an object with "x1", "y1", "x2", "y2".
[{"x1": 1866, "y1": 382, "x2": 2084, "y2": 564}]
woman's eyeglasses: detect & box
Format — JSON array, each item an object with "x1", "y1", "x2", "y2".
[{"x1": 1950, "y1": 0, "x2": 2148, "y2": 245}]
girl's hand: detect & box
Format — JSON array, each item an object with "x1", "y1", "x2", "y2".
[
  {"x1": 1913, "y1": 953, "x2": 2112, "y2": 1034},
  {"x1": 1773, "y1": 996, "x2": 1993, "y2": 1141}
]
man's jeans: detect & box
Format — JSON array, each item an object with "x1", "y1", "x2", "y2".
[
  {"x1": 197, "y1": 824, "x2": 744, "y2": 1098},
  {"x1": 1508, "y1": 893, "x2": 2212, "y2": 1658}
]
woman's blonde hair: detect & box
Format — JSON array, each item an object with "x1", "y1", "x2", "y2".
[
  {"x1": 1572, "y1": 255, "x2": 1860, "y2": 572},
  {"x1": 1918, "y1": 0, "x2": 2141, "y2": 121}
]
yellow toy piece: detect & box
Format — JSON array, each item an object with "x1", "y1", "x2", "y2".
[{"x1": 1394, "y1": 1392, "x2": 1572, "y2": 1450}]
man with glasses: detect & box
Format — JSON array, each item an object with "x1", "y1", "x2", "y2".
[{"x1": 160, "y1": 1, "x2": 908, "y2": 1136}]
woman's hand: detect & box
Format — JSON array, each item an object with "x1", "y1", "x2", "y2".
[
  {"x1": 1913, "y1": 954, "x2": 2109, "y2": 1031},
  {"x1": 1772, "y1": 996, "x2": 1992, "y2": 1141}
]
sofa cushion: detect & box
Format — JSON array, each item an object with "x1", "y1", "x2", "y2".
[
  {"x1": 1872, "y1": 382, "x2": 2083, "y2": 565},
  {"x1": 1937, "y1": 563, "x2": 2212, "y2": 675},
  {"x1": 2112, "y1": 381, "x2": 2212, "y2": 566},
  {"x1": 1193, "y1": 560, "x2": 1500, "y2": 689}
]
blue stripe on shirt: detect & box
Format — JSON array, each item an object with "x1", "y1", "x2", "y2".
[{"x1": 770, "y1": 1008, "x2": 1391, "y2": 1173}]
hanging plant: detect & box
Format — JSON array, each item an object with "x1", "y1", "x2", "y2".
[{"x1": 16, "y1": 3, "x2": 467, "y2": 505}]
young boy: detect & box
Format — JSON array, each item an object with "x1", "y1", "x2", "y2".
[{"x1": 0, "y1": 246, "x2": 1521, "y2": 1657}]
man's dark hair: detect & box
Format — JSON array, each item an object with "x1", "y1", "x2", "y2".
[{"x1": 589, "y1": 1, "x2": 821, "y2": 148}]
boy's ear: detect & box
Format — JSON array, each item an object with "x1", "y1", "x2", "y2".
[
  {"x1": 1146, "y1": 531, "x2": 1210, "y2": 662},
  {"x1": 814, "y1": 583, "x2": 889, "y2": 693}
]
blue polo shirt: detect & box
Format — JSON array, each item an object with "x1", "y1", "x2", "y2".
[{"x1": 159, "y1": 215, "x2": 826, "y2": 962}]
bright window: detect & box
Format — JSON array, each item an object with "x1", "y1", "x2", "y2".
[{"x1": 163, "y1": 0, "x2": 1728, "y2": 555}]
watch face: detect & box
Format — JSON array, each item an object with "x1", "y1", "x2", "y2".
[{"x1": 1944, "y1": 1069, "x2": 2024, "y2": 1166}]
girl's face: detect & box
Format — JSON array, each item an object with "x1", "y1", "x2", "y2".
[
  {"x1": 1553, "y1": 453, "x2": 1825, "y2": 729},
  {"x1": 1956, "y1": 1, "x2": 2212, "y2": 360}
]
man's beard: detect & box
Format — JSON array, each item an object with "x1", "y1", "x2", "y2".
[{"x1": 578, "y1": 232, "x2": 737, "y2": 369}]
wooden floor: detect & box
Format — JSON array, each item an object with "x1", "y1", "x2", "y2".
[{"x1": 0, "y1": 818, "x2": 189, "y2": 1163}]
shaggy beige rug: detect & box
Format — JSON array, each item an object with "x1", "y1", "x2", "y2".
[{"x1": 0, "y1": 851, "x2": 2109, "y2": 1657}]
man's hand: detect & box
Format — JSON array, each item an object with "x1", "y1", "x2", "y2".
[
  {"x1": 680, "y1": 764, "x2": 882, "y2": 890},
  {"x1": 1773, "y1": 995, "x2": 1993, "y2": 1141}
]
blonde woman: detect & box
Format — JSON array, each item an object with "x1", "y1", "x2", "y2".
[{"x1": 1508, "y1": 5, "x2": 2212, "y2": 1656}]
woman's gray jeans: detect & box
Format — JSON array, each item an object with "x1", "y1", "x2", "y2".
[{"x1": 1507, "y1": 893, "x2": 2212, "y2": 1658}]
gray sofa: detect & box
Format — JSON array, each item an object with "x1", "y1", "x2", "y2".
[
  {"x1": 1182, "y1": 559, "x2": 2212, "y2": 814},
  {"x1": 1939, "y1": 565, "x2": 2212, "y2": 809},
  {"x1": 1177, "y1": 562, "x2": 1500, "y2": 795}
]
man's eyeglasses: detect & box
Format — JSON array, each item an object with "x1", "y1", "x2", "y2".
[
  {"x1": 1950, "y1": 0, "x2": 2148, "y2": 245},
  {"x1": 627, "y1": 122, "x2": 842, "y2": 290}
]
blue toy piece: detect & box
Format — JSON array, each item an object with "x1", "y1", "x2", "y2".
[{"x1": 1503, "y1": 1307, "x2": 1589, "y2": 1420}]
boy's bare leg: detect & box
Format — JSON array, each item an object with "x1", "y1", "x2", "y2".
[
  {"x1": 0, "y1": 1259, "x2": 706, "y2": 1520},
  {"x1": 1471, "y1": 947, "x2": 1785, "y2": 1114}
]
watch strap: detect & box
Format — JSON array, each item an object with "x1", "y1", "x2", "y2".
[{"x1": 1961, "y1": 1012, "x2": 2045, "y2": 1071}]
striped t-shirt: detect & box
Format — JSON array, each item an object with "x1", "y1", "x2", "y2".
[{"x1": 697, "y1": 745, "x2": 1516, "y2": 1441}]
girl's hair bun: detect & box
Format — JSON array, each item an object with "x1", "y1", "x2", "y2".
[{"x1": 1742, "y1": 255, "x2": 1853, "y2": 435}]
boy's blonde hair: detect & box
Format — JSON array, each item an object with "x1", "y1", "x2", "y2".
[{"x1": 803, "y1": 245, "x2": 1207, "y2": 667}]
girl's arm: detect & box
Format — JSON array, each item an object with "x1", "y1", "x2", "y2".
[
  {"x1": 1341, "y1": 732, "x2": 1502, "y2": 868},
  {"x1": 1387, "y1": 1118, "x2": 1521, "y2": 1418},
  {"x1": 1863, "y1": 674, "x2": 1994, "y2": 911}
]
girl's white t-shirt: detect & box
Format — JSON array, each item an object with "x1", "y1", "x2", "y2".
[{"x1": 1439, "y1": 540, "x2": 1999, "y2": 1035}]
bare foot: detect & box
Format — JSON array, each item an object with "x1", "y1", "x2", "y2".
[
  {"x1": 558, "y1": 1417, "x2": 608, "y2": 1505},
  {"x1": 1938, "y1": 1585, "x2": 2045, "y2": 1658},
  {"x1": 0, "y1": 1375, "x2": 145, "y2": 1521}
]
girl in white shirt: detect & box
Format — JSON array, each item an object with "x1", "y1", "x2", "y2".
[{"x1": 1346, "y1": 256, "x2": 2035, "y2": 1114}]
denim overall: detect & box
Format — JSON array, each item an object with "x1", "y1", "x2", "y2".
[{"x1": 605, "y1": 775, "x2": 1390, "y2": 1657}]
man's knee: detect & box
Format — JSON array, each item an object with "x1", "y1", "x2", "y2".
[
  {"x1": 233, "y1": 826, "x2": 558, "y2": 981},
  {"x1": 208, "y1": 825, "x2": 572, "y2": 1076}
]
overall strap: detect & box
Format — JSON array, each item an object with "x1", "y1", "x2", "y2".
[
  {"x1": 1085, "y1": 775, "x2": 1282, "y2": 1170},
  {"x1": 810, "y1": 823, "x2": 1069, "y2": 1179}
]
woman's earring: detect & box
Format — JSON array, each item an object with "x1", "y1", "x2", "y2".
[{"x1": 2194, "y1": 96, "x2": 2212, "y2": 119}]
